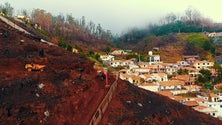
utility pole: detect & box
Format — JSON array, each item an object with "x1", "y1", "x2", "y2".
[{"x1": 103, "y1": 68, "x2": 110, "y2": 88}]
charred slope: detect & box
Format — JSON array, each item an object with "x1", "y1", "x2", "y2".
[
  {"x1": 0, "y1": 21, "x2": 115, "y2": 124},
  {"x1": 101, "y1": 80, "x2": 222, "y2": 125}
]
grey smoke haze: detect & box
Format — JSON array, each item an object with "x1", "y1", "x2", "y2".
[{"x1": 2, "y1": 0, "x2": 222, "y2": 34}]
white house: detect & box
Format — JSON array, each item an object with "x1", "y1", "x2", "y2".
[
  {"x1": 100, "y1": 55, "x2": 115, "y2": 61},
  {"x1": 183, "y1": 85, "x2": 202, "y2": 92},
  {"x1": 140, "y1": 74, "x2": 153, "y2": 83},
  {"x1": 177, "y1": 61, "x2": 190, "y2": 67},
  {"x1": 148, "y1": 63, "x2": 166, "y2": 73},
  {"x1": 208, "y1": 32, "x2": 216, "y2": 37},
  {"x1": 72, "y1": 48, "x2": 79, "y2": 54},
  {"x1": 128, "y1": 64, "x2": 139, "y2": 69},
  {"x1": 193, "y1": 105, "x2": 218, "y2": 118},
  {"x1": 110, "y1": 60, "x2": 134, "y2": 67},
  {"x1": 209, "y1": 93, "x2": 220, "y2": 102},
  {"x1": 139, "y1": 83, "x2": 159, "y2": 92},
  {"x1": 131, "y1": 68, "x2": 150, "y2": 75},
  {"x1": 120, "y1": 74, "x2": 142, "y2": 85},
  {"x1": 165, "y1": 63, "x2": 178, "y2": 75},
  {"x1": 138, "y1": 62, "x2": 149, "y2": 68},
  {"x1": 119, "y1": 69, "x2": 131, "y2": 74},
  {"x1": 152, "y1": 73, "x2": 168, "y2": 82},
  {"x1": 159, "y1": 80, "x2": 184, "y2": 91},
  {"x1": 193, "y1": 60, "x2": 214, "y2": 70},
  {"x1": 148, "y1": 51, "x2": 161, "y2": 65},
  {"x1": 111, "y1": 50, "x2": 127, "y2": 56},
  {"x1": 140, "y1": 73, "x2": 168, "y2": 83},
  {"x1": 206, "y1": 102, "x2": 222, "y2": 118}
]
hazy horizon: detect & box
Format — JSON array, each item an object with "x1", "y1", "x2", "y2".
[{"x1": 2, "y1": 0, "x2": 222, "y2": 34}]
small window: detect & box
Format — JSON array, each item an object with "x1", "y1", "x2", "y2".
[
  {"x1": 209, "y1": 105, "x2": 211, "y2": 107},
  {"x1": 213, "y1": 113, "x2": 215, "y2": 116},
  {"x1": 220, "y1": 105, "x2": 222, "y2": 108}
]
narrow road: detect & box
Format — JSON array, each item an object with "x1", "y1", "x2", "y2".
[
  {"x1": 0, "y1": 15, "x2": 31, "y2": 35},
  {"x1": 89, "y1": 73, "x2": 119, "y2": 125},
  {"x1": 0, "y1": 15, "x2": 57, "y2": 46}
]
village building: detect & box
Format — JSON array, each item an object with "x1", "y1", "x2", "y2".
[
  {"x1": 180, "y1": 67, "x2": 200, "y2": 78},
  {"x1": 193, "y1": 60, "x2": 214, "y2": 70},
  {"x1": 177, "y1": 61, "x2": 190, "y2": 67},
  {"x1": 171, "y1": 75, "x2": 195, "y2": 85},
  {"x1": 110, "y1": 49, "x2": 127, "y2": 56},
  {"x1": 119, "y1": 69, "x2": 131, "y2": 74},
  {"x1": 183, "y1": 85, "x2": 202, "y2": 92},
  {"x1": 184, "y1": 101, "x2": 199, "y2": 107},
  {"x1": 148, "y1": 51, "x2": 161, "y2": 65},
  {"x1": 139, "y1": 83, "x2": 159, "y2": 92},
  {"x1": 159, "y1": 80, "x2": 184, "y2": 91},
  {"x1": 131, "y1": 68, "x2": 150, "y2": 75},
  {"x1": 138, "y1": 62, "x2": 149, "y2": 68},
  {"x1": 139, "y1": 74, "x2": 153, "y2": 83},
  {"x1": 193, "y1": 105, "x2": 218, "y2": 118},
  {"x1": 100, "y1": 55, "x2": 115, "y2": 62},
  {"x1": 164, "y1": 63, "x2": 178, "y2": 75},
  {"x1": 148, "y1": 63, "x2": 166, "y2": 73},
  {"x1": 214, "y1": 83, "x2": 222, "y2": 91},
  {"x1": 72, "y1": 48, "x2": 79, "y2": 54},
  {"x1": 119, "y1": 74, "x2": 142, "y2": 85},
  {"x1": 140, "y1": 73, "x2": 168, "y2": 83},
  {"x1": 110, "y1": 59, "x2": 134, "y2": 67}
]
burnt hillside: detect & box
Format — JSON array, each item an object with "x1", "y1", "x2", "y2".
[
  {"x1": 0, "y1": 20, "x2": 115, "y2": 125},
  {"x1": 101, "y1": 80, "x2": 222, "y2": 125}
]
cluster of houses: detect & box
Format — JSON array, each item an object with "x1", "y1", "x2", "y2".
[{"x1": 100, "y1": 49, "x2": 222, "y2": 119}]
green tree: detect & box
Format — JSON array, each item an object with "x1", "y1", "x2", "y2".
[
  {"x1": 105, "y1": 47, "x2": 111, "y2": 55},
  {"x1": 1, "y1": 2, "x2": 13, "y2": 17},
  {"x1": 88, "y1": 50, "x2": 94, "y2": 57},
  {"x1": 67, "y1": 44, "x2": 72, "y2": 52},
  {"x1": 177, "y1": 69, "x2": 188, "y2": 75},
  {"x1": 197, "y1": 69, "x2": 213, "y2": 89},
  {"x1": 58, "y1": 40, "x2": 67, "y2": 48},
  {"x1": 95, "y1": 53, "x2": 100, "y2": 60}
]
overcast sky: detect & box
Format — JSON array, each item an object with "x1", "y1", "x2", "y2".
[{"x1": 1, "y1": 0, "x2": 222, "y2": 34}]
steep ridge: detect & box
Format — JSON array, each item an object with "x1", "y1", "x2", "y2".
[
  {"x1": 0, "y1": 20, "x2": 115, "y2": 124},
  {"x1": 101, "y1": 80, "x2": 222, "y2": 125}
]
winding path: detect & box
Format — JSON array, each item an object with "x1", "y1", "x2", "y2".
[{"x1": 89, "y1": 73, "x2": 119, "y2": 125}]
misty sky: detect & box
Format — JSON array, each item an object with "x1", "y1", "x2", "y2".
[{"x1": 1, "y1": 0, "x2": 222, "y2": 34}]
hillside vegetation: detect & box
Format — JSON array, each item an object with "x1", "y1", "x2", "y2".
[{"x1": 117, "y1": 33, "x2": 215, "y2": 62}]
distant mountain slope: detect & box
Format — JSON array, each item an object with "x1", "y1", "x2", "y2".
[
  {"x1": 117, "y1": 33, "x2": 215, "y2": 63},
  {"x1": 101, "y1": 81, "x2": 222, "y2": 125}
]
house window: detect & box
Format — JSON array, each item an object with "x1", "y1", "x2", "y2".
[
  {"x1": 220, "y1": 105, "x2": 222, "y2": 108},
  {"x1": 203, "y1": 63, "x2": 205, "y2": 65},
  {"x1": 209, "y1": 105, "x2": 211, "y2": 107},
  {"x1": 213, "y1": 113, "x2": 215, "y2": 116}
]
